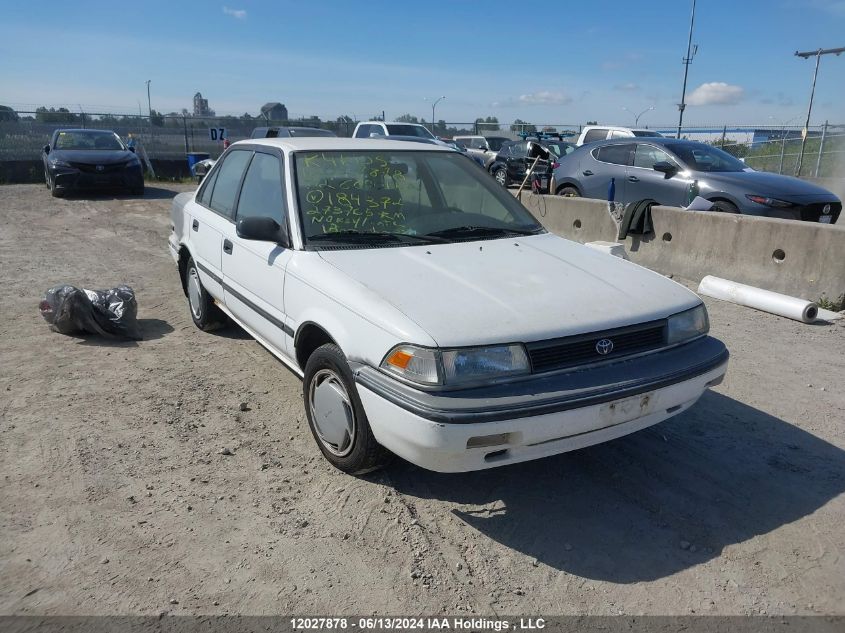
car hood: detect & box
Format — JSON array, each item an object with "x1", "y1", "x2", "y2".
[
  {"x1": 701, "y1": 170, "x2": 839, "y2": 199},
  {"x1": 49, "y1": 149, "x2": 136, "y2": 164},
  {"x1": 318, "y1": 233, "x2": 701, "y2": 347}
]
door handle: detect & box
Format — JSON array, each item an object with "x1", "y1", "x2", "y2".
[
  {"x1": 223, "y1": 239, "x2": 233, "y2": 255},
  {"x1": 192, "y1": 219, "x2": 199, "y2": 231},
  {"x1": 627, "y1": 176, "x2": 640, "y2": 183},
  {"x1": 582, "y1": 170, "x2": 593, "y2": 176}
]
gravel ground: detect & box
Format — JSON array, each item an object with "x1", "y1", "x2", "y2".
[{"x1": 0, "y1": 183, "x2": 843, "y2": 617}]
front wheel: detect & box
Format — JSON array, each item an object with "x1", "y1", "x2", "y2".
[
  {"x1": 303, "y1": 343, "x2": 390, "y2": 475},
  {"x1": 494, "y1": 168, "x2": 508, "y2": 187},
  {"x1": 49, "y1": 175, "x2": 64, "y2": 198}
]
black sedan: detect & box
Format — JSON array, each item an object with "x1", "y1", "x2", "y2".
[{"x1": 42, "y1": 129, "x2": 144, "y2": 197}]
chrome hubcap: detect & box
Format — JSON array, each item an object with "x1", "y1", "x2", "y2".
[
  {"x1": 187, "y1": 267, "x2": 203, "y2": 319},
  {"x1": 495, "y1": 171, "x2": 506, "y2": 185},
  {"x1": 308, "y1": 369, "x2": 355, "y2": 457}
]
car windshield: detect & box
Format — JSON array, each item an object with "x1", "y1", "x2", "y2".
[
  {"x1": 288, "y1": 128, "x2": 335, "y2": 137},
  {"x1": 487, "y1": 138, "x2": 508, "y2": 151},
  {"x1": 632, "y1": 131, "x2": 663, "y2": 137},
  {"x1": 54, "y1": 130, "x2": 124, "y2": 151},
  {"x1": 670, "y1": 143, "x2": 746, "y2": 172},
  {"x1": 293, "y1": 150, "x2": 544, "y2": 247},
  {"x1": 386, "y1": 124, "x2": 435, "y2": 139}
]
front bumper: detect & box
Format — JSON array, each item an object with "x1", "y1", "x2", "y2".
[
  {"x1": 355, "y1": 336, "x2": 728, "y2": 472},
  {"x1": 50, "y1": 165, "x2": 144, "y2": 191}
]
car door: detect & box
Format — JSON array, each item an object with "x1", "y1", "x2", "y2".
[
  {"x1": 222, "y1": 148, "x2": 293, "y2": 357},
  {"x1": 579, "y1": 143, "x2": 633, "y2": 201},
  {"x1": 627, "y1": 143, "x2": 691, "y2": 206},
  {"x1": 507, "y1": 142, "x2": 528, "y2": 181},
  {"x1": 186, "y1": 150, "x2": 252, "y2": 301}
]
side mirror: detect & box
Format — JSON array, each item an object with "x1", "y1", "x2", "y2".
[
  {"x1": 128, "y1": 146, "x2": 136, "y2": 153},
  {"x1": 653, "y1": 161, "x2": 677, "y2": 176},
  {"x1": 43, "y1": 145, "x2": 50, "y2": 154},
  {"x1": 236, "y1": 216, "x2": 289, "y2": 247}
]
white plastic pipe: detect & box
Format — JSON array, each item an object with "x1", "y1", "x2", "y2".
[{"x1": 697, "y1": 276, "x2": 818, "y2": 323}]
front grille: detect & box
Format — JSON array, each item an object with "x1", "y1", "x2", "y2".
[
  {"x1": 527, "y1": 320, "x2": 667, "y2": 373},
  {"x1": 798, "y1": 202, "x2": 841, "y2": 223},
  {"x1": 70, "y1": 162, "x2": 128, "y2": 174}
]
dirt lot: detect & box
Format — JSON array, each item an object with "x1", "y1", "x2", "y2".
[{"x1": 1, "y1": 183, "x2": 843, "y2": 617}]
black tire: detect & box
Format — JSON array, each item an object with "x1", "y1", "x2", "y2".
[
  {"x1": 184, "y1": 257, "x2": 226, "y2": 331},
  {"x1": 303, "y1": 343, "x2": 390, "y2": 475},
  {"x1": 49, "y1": 175, "x2": 64, "y2": 198},
  {"x1": 711, "y1": 199, "x2": 739, "y2": 213},
  {"x1": 131, "y1": 185, "x2": 145, "y2": 196},
  {"x1": 557, "y1": 185, "x2": 580, "y2": 197},
  {"x1": 494, "y1": 167, "x2": 508, "y2": 187}
]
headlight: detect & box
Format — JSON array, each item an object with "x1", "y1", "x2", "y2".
[
  {"x1": 745, "y1": 194, "x2": 793, "y2": 208},
  {"x1": 381, "y1": 343, "x2": 530, "y2": 387},
  {"x1": 667, "y1": 304, "x2": 709, "y2": 345},
  {"x1": 50, "y1": 159, "x2": 72, "y2": 168}
]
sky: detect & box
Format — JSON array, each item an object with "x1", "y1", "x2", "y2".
[{"x1": 1, "y1": 0, "x2": 844, "y2": 129}]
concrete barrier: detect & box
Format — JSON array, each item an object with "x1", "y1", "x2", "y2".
[{"x1": 522, "y1": 193, "x2": 845, "y2": 303}]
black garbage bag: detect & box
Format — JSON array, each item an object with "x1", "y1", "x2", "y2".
[
  {"x1": 39, "y1": 284, "x2": 142, "y2": 340},
  {"x1": 617, "y1": 198, "x2": 658, "y2": 240}
]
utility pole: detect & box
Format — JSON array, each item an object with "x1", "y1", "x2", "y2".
[
  {"x1": 794, "y1": 47, "x2": 844, "y2": 176},
  {"x1": 676, "y1": 0, "x2": 697, "y2": 138},
  {"x1": 145, "y1": 80, "x2": 152, "y2": 118}
]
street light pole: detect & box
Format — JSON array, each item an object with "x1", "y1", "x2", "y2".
[
  {"x1": 425, "y1": 96, "x2": 445, "y2": 134},
  {"x1": 623, "y1": 106, "x2": 654, "y2": 126},
  {"x1": 676, "y1": 0, "x2": 697, "y2": 138},
  {"x1": 794, "y1": 47, "x2": 844, "y2": 176}
]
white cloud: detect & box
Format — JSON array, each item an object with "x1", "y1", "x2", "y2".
[
  {"x1": 686, "y1": 82, "x2": 745, "y2": 106},
  {"x1": 614, "y1": 82, "x2": 640, "y2": 92},
  {"x1": 518, "y1": 91, "x2": 572, "y2": 105},
  {"x1": 223, "y1": 6, "x2": 247, "y2": 19}
]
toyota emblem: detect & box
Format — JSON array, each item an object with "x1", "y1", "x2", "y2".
[
  {"x1": 96, "y1": 165, "x2": 104, "y2": 172},
  {"x1": 595, "y1": 338, "x2": 614, "y2": 355},
  {"x1": 822, "y1": 204, "x2": 831, "y2": 215}
]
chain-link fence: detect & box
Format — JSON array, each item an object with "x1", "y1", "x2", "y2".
[{"x1": 1, "y1": 109, "x2": 842, "y2": 180}]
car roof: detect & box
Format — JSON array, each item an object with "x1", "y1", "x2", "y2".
[
  {"x1": 582, "y1": 125, "x2": 655, "y2": 132},
  {"x1": 238, "y1": 137, "x2": 453, "y2": 152},
  {"x1": 54, "y1": 128, "x2": 117, "y2": 133},
  {"x1": 585, "y1": 137, "x2": 693, "y2": 148},
  {"x1": 358, "y1": 121, "x2": 428, "y2": 126}
]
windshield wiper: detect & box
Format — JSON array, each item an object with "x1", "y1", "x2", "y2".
[
  {"x1": 423, "y1": 225, "x2": 540, "y2": 239},
  {"x1": 308, "y1": 230, "x2": 446, "y2": 244}
]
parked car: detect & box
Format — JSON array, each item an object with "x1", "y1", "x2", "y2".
[
  {"x1": 453, "y1": 135, "x2": 510, "y2": 169},
  {"x1": 576, "y1": 125, "x2": 663, "y2": 146},
  {"x1": 42, "y1": 129, "x2": 144, "y2": 197},
  {"x1": 353, "y1": 121, "x2": 436, "y2": 140},
  {"x1": 489, "y1": 139, "x2": 563, "y2": 187},
  {"x1": 250, "y1": 126, "x2": 337, "y2": 139},
  {"x1": 169, "y1": 137, "x2": 728, "y2": 474},
  {"x1": 551, "y1": 138, "x2": 842, "y2": 222}
]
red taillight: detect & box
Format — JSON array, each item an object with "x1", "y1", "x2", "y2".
[{"x1": 552, "y1": 161, "x2": 560, "y2": 169}]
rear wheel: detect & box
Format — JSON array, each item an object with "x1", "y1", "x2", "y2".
[
  {"x1": 184, "y1": 257, "x2": 226, "y2": 331},
  {"x1": 494, "y1": 168, "x2": 508, "y2": 187},
  {"x1": 711, "y1": 199, "x2": 739, "y2": 213},
  {"x1": 303, "y1": 343, "x2": 390, "y2": 475},
  {"x1": 557, "y1": 185, "x2": 580, "y2": 197},
  {"x1": 130, "y1": 185, "x2": 145, "y2": 196}
]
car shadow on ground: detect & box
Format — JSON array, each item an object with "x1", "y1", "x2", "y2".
[
  {"x1": 385, "y1": 390, "x2": 845, "y2": 583},
  {"x1": 72, "y1": 318, "x2": 174, "y2": 346},
  {"x1": 60, "y1": 186, "x2": 180, "y2": 201}
]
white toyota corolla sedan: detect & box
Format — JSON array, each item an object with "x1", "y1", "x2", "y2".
[{"x1": 169, "y1": 137, "x2": 728, "y2": 474}]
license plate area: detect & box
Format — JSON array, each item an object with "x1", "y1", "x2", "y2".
[
  {"x1": 819, "y1": 215, "x2": 832, "y2": 224},
  {"x1": 599, "y1": 392, "x2": 655, "y2": 428}
]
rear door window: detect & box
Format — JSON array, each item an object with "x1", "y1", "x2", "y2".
[
  {"x1": 593, "y1": 144, "x2": 634, "y2": 166},
  {"x1": 209, "y1": 150, "x2": 252, "y2": 219},
  {"x1": 583, "y1": 128, "x2": 608, "y2": 143}
]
